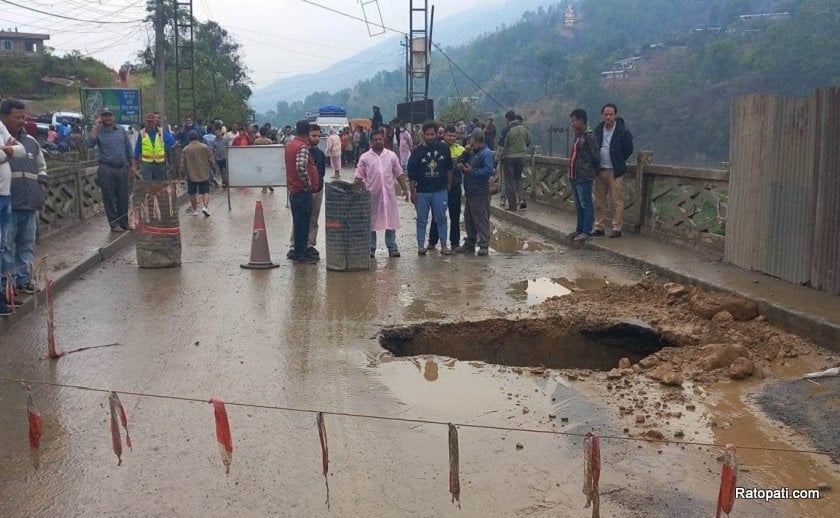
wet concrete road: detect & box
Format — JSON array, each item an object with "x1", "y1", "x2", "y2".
[{"x1": 0, "y1": 186, "x2": 782, "y2": 516}]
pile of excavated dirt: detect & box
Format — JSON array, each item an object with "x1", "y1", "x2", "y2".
[{"x1": 536, "y1": 281, "x2": 839, "y2": 385}]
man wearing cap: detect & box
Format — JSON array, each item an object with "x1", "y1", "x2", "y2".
[
  {"x1": 135, "y1": 112, "x2": 175, "y2": 181},
  {"x1": 87, "y1": 107, "x2": 135, "y2": 232}
]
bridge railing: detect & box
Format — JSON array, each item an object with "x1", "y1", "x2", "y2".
[
  {"x1": 512, "y1": 148, "x2": 729, "y2": 254},
  {"x1": 39, "y1": 161, "x2": 103, "y2": 236}
]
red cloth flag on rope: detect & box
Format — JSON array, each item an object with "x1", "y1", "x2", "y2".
[
  {"x1": 26, "y1": 384, "x2": 42, "y2": 469},
  {"x1": 108, "y1": 392, "x2": 131, "y2": 465},
  {"x1": 448, "y1": 423, "x2": 461, "y2": 507},
  {"x1": 716, "y1": 444, "x2": 738, "y2": 517},
  {"x1": 211, "y1": 398, "x2": 233, "y2": 473},
  {"x1": 44, "y1": 277, "x2": 63, "y2": 359},
  {"x1": 116, "y1": 394, "x2": 132, "y2": 450},
  {"x1": 108, "y1": 392, "x2": 123, "y2": 465},
  {"x1": 317, "y1": 412, "x2": 331, "y2": 509},
  {"x1": 5, "y1": 273, "x2": 15, "y2": 310},
  {"x1": 583, "y1": 431, "x2": 601, "y2": 518}
]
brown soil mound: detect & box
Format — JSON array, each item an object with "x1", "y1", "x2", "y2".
[{"x1": 536, "y1": 281, "x2": 837, "y2": 384}]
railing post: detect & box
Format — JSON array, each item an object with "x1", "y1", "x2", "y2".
[
  {"x1": 73, "y1": 163, "x2": 85, "y2": 222},
  {"x1": 530, "y1": 145, "x2": 540, "y2": 201},
  {"x1": 633, "y1": 150, "x2": 654, "y2": 232}
]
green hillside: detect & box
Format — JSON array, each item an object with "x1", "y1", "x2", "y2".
[
  {"x1": 258, "y1": 0, "x2": 840, "y2": 165},
  {"x1": 0, "y1": 51, "x2": 117, "y2": 111}
]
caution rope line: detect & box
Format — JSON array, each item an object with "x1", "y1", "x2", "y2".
[{"x1": 0, "y1": 376, "x2": 835, "y2": 457}]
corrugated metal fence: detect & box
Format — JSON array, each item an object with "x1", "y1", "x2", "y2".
[
  {"x1": 726, "y1": 88, "x2": 840, "y2": 295},
  {"x1": 811, "y1": 88, "x2": 840, "y2": 295}
]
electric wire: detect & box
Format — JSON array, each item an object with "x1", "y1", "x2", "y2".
[
  {"x1": 1, "y1": 376, "x2": 836, "y2": 457},
  {"x1": 0, "y1": 0, "x2": 145, "y2": 24},
  {"x1": 299, "y1": 0, "x2": 405, "y2": 35}
]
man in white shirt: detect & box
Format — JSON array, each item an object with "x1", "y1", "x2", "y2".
[
  {"x1": 593, "y1": 103, "x2": 634, "y2": 238},
  {"x1": 0, "y1": 100, "x2": 26, "y2": 316}
]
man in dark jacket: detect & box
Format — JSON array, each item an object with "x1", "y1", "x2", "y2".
[
  {"x1": 371, "y1": 106, "x2": 383, "y2": 132},
  {"x1": 456, "y1": 130, "x2": 495, "y2": 256},
  {"x1": 569, "y1": 108, "x2": 600, "y2": 241},
  {"x1": 593, "y1": 103, "x2": 634, "y2": 238},
  {"x1": 1, "y1": 99, "x2": 47, "y2": 294}
]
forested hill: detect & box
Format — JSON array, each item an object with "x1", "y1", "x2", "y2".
[{"x1": 258, "y1": 0, "x2": 840, "y2": 165}]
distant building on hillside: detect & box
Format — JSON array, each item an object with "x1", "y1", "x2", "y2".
[
  {"x1": 738, "y1": 12, "x2": 791, "y2": 24},
  {"x1": 736, "y1": 12, "x2": 790, "y2": 39},
  {"x1": 564, "y1": 3, "x2": 576, "y2": 27},
  {"x1": 0, "y1": 29, "x2": 50, "y2": 54}
]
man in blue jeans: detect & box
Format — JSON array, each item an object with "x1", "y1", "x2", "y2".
[
  {"x1": 569, "y1": 108, "x2": 600, "y2": 241},
  {"x1": 283, "y1": 120, "x2": 320, "y2": 264},
  {"x1": 0, "y1": 189, "x2": 11, "y2": 316},
  {"x1": 2, "y1": 99, "x2": 48, "y2": 295},
  {"x1": 1, "y1": 100, "x2": 26, "y2": 316},
  {"x1": 407, "y1": 121, "x2": 453, "y2": 256}
]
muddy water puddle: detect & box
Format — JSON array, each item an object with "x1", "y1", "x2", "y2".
[
  {"x1": 508, "y1": 276, "x2": 610, "y2": 304},
  {"x1": 368, "y1": 353, "x2": 589, "y2": 427},
  {"x1": 709, "y1": 372, "x2": 837, "y2": 517},
  {"x1": 490, "y1": 225, "x2": 551, "y2": 253}
]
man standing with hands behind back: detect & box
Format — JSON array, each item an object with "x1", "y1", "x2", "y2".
[
  {"x1": 135, "y1": 112, "x2": 175, "y2": 181},
  {"x1": 593, "y1": 103, "x2": 634, "y2": 238},
  {"x1": 87, "y1": 107, "x2": 135, "y2": 233}
]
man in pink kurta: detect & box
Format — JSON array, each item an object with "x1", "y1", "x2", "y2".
[{"x1": 355, "y1": 131, "x2": 409, "y2": 258}]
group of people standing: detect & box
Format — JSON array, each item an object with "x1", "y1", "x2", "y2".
[
  {"x1": 567, "y1": 103, "x2": 634, "y2": 241},
  {"x1": 354, "y1": 121, "x2": 495, "y2": 257}
]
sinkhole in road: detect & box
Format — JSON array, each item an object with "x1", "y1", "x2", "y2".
[{"x1": 379, "y1": 316, "x2": 674, "y2": 371}]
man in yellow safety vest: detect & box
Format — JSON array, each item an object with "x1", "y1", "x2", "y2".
[{"x1": 134, "y1": 112, "x2": 175, "y2": 181}]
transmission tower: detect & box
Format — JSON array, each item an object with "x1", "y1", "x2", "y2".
[
  {"x1": 406, "y1": 0, "x2": 433, "y2": 122},
  {"x1": 173, "y1": 0, "x2": 196, "y2": 125}
]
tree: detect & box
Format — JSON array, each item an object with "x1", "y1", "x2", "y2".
[
  {"x1": 438, "y1": 98, "x2": 480, "y2": 124},
  {"x1": 139, "y1": 3, "x2": 252, "y2": 124}
]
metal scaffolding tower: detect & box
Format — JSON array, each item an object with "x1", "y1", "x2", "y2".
[
  {"x1": 173, "y1": 0, "x2": 196, "y2": 125},
  {"x1": 407, "y1": 0, "x2": 433, "y2": 121}
]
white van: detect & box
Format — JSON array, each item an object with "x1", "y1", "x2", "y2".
[
  {"x1": 314, "y1": 116, "x2": 349, "y2": 152},
  {"x1": 35, "y1": 111, "x2": 83, "y2": 134}
]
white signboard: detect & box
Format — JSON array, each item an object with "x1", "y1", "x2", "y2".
[{"x1": 227, "y1": 145, "x2": 286, "y2": 187}]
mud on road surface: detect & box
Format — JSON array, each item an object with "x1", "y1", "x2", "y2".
[
  {"x1": 0, "y1": 187, "x2": 836, "y2": 517},
  {"x1": 380, "y1": 280, "x2": 840, "y2": 517}
]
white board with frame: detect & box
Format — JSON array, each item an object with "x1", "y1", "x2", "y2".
[{"x1": 226, "y1": 145, "x2": 287, "y2": 187}]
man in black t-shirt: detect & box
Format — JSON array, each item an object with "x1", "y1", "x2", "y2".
[{"x1": 407, "y1": 121, "x2": 453, "y2": 256}]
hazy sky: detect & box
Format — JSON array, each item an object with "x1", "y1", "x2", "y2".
[{"x1": 0, "y1": 0, "x2": 508, "y2": 86}]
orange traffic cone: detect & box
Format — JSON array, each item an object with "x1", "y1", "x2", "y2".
[{"x1": 241, "y1": 201, "x2": 280, "y2": 269}]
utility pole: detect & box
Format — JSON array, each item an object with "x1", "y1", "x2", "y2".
[{"x1": 154, "y1": 0, "x2": 165, "y2": 121}]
